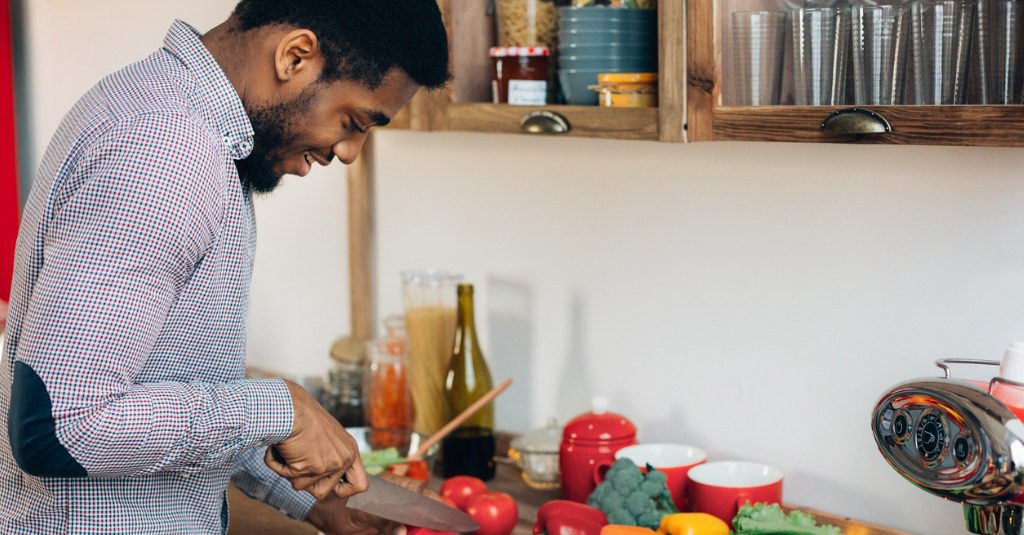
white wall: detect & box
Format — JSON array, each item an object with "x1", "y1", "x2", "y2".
[
  {"x1": 371, "y1": 132, "x2": 1024, "y2": 534},
  {"x1": 16, "y1": 1, "x2": 1024, "y2": 533},
  {"x1": 14, "y1": 0, "x2": 348, "y2": 378}
]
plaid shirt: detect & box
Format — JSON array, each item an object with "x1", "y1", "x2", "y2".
[{"x1": 0, "y1": 21, "x2": 317, "y2": 533}]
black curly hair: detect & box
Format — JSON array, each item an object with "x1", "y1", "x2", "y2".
[{"x1": 231, "y1": 0, "x2": 450, "y2": 90}]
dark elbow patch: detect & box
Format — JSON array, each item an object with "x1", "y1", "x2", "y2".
[{"x1": 9, "y1": 361, "x2": 87, "y2": 478}]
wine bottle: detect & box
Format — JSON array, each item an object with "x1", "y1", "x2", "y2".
[{"x1": 442, "y1": 283, "x2": 496, "y2": 480}]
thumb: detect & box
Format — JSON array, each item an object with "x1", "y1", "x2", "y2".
[{"x1": 392, "y1": 526, "x2": 408, "y2": 535}]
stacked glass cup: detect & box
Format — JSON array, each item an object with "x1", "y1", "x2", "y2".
[{"x1": 724, "y1": 0, "x2": 1021, "y2": 105}]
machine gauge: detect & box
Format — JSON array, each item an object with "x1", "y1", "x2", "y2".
[
  {"x1": 953, "y1": 435, "x2": 972, "y2": 464},
  {"x1": 891, "y1": 410, "x2": 911, "y2": 444},
  {"x1": 915, "y1": 412, "x2": 947, "y2": 465}
]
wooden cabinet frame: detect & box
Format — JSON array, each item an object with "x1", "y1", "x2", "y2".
[{"x1": 686, "y1": 0, "x2": 1024, "y2": 147}]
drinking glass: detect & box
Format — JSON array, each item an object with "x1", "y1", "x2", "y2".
[
  {"x1": 910, "y1": 0, "x2": 975, "y2": 104},
  {"x1": 729, "y1": 11, "x2": 788, "y2": 106},
  {"x1": 791, "y1": 7, "x2": 851, "y2": 105},
  {"x1": 852, "y1": 5, "x2": 910, "y2": 104},
  {"x1": 972, "y1": 0, "x2": 1023, "y2": 104}
]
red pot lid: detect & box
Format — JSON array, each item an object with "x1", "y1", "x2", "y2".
[{"x1": 562, "y1": 397, "x2": 636, "y2": 443}]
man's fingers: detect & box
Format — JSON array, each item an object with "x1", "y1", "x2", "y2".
[
  {"x1": 264, "y1": 447, "x2": 299, "y2": 479},
  {"x1": 333, "y1": 457, "x2": 370, "y2": 499},
  {"x1": 307, "y1": 469, "x2": 347, "y2": 500}
]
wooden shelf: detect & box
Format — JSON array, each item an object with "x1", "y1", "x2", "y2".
[
  {"x1": 443, "y1": 103, "x2": 659, "y2": 141},
  {"x1": 709, "y1": 105, "x2": 1024, "y2": 147}
]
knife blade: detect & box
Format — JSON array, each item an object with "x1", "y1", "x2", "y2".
[
  {"x1": 348, "y1": 474, "x2": 481, "y2": 533},
  {"x1": 269, "y1": 447, "x2": 479, "y2": 532}
]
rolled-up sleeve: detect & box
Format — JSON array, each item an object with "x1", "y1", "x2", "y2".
[{"x1": 8, "y1": 112, "x2": 294, "y2": 478}]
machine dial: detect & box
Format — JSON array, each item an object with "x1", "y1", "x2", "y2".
[
  {"x1": 891, "y1": 410, "x2": 912, "y2": 444},
  {"x1": 915, "y1": 411, "x2": 947, "y2": 465}
]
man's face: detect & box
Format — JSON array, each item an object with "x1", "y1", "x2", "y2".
[{"x1": 237, "y1": 68, "x2": 419, "y2": 194}]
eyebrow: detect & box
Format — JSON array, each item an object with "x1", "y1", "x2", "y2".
[{"x1": 361, "y1": 109, "x2": 391, "y2": 128}]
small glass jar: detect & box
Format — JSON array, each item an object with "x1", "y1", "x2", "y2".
[
  {"x1": 364, "y1": 316, "x2": 414, "y2": 447},
  {"x1": 326, "y1": 336, "x2": 369, "y2": 427},
  {"x1": 591, "y1": 72, "x2": 658, "y2": 108},
  {"x1": 509, "y1": 418, "x2": 562, "y2": 489},
  {"x1": 490, "y1": 46, "x2": 551, "y2": 105}
]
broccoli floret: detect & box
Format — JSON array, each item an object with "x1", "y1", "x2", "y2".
[
  {"x1": 597, "y1": 488, "x2": 624, "y2": 512},
  {"x1": 607, "y1": 508, "x2": 636, "y2": 526},
  {"x1": 608, "y1": 459, "x2": 644, "y2": 493},
  {"x1": 585, "y1": 458, "x2": 677, "y2": 530},
  {"x1": 636, "y1": 511, "x2": 661, "y2": 529},
  {"x1": 625, "y1": 490, "x2": 654, "y2": 516}
]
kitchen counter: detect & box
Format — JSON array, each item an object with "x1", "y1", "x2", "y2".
[{"x1": 229, "y1": 458, "x2": 909, "y2": 535}]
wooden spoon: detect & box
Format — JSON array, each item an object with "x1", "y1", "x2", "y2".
[{"x1": 408, "y1": 378, "x2": 513, "y2": 461}]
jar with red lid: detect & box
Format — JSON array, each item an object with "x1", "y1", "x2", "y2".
[
  {"x1": 490, "y1": 46, "x2": 550, "y2": 105},
  {"x1": 559, "y1": 397, "x2": 638, "y2": 502}
]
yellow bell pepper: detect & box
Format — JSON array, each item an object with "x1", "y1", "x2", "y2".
[
  {"x1": 600, "y1": 525, "x2": 657, "y2": 535},
  {"x1": 657, "y1": 513, "x2": 729, "y2": 535}
]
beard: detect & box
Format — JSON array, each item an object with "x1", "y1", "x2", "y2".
[{"x1": 236, "y1": 85, "x2": 318, "y2": 195}]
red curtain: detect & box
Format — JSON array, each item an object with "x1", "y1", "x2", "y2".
[{"x1": 0, "y1": 0, "x2": 19, "y2": 302}]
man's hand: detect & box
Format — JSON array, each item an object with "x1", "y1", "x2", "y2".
[
  {"x1": 308, "y1": 472, "x2": 432, "y2": 535},
  {"x1": 265, "y1": 380, "x2": 369, "y2": 500}
]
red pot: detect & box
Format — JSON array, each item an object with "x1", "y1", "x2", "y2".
[{"x1": 559, "y1": 398, "x2": 637, "y2": 503}]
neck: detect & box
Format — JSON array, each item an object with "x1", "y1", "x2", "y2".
[{"x1": 201, "y1": 19, "x2": 256, "y2": 109}]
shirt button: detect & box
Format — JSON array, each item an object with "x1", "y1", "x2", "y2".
[{"x1": 238, "y1": 140, "x2": 253, "y2": 152}]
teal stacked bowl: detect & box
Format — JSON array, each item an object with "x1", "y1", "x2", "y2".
[{"x1": 556, "y1": 6, "x2": 658, "y2": 104}]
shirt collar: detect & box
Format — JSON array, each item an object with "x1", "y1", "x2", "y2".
[{"x1": 163, "y1": 20, "x2": 254, "y2": 160}]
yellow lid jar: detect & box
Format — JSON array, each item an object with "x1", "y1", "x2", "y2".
[{"x1": 591, "y1": 72, "x2": 658, "y2": 108}]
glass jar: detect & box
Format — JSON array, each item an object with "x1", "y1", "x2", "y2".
[
  {"x1": 490, "y1": 46, "x2": 551, "y2": 105},
  {"x1": 402, "y1": 270, "x2": 462, "y2": 436},
  {"x1": 509, "y1": 418, "x2": 562, "y2": 489},
  {"x1": 326, "y1": 336, "x2": 368, "y2": 427},
  {"x1": 365, "y1": 316, "x2": 414, "y2": 447},
  {"x1": 495, "y1": 0, "x2": 560, "y2": 48},
  {"x1": 591, "y1": 72, "x2": 658, "y2": 107}
]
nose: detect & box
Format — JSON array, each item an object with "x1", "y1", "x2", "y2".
[{"x1": 333, "y1": 133, "x2": 369, "y2": 165}]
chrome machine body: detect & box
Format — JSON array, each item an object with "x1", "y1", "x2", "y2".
[{"x1": 872, "y1": 359, "x2": 1024, "y2": 535}]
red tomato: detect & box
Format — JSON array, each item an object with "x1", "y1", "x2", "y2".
[
  {"x1": 464, "y1": 492, "x2": 518, "y2": 535},
  {"x1": 440, "y1": 475, "x2": 488, "y2": 511}
]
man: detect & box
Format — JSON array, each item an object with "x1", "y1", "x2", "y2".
[{"x1": 0, "y1": 1, "x2": 449, "y2": 533}]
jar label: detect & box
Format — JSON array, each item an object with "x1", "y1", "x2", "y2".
[{"x1": 508, "y1": 80, "x2": 547, "y2": 106}]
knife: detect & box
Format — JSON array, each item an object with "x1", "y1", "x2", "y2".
[
  {"x1": 350, "y1": 473, "x2": 480, "y2": 533},
  {"x1": 270, "y1": 447, "x2": 480, "y2": 533}
]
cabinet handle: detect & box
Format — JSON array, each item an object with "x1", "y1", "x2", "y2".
[
  {"x1": 520, "y1": 111, "x2": 571, "y2": 135},
  {"x1": 821, "y1": 108, "x2": 892, "y2": 135}
]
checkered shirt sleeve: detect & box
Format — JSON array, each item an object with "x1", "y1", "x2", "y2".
[
  {"x1": 232, "y1": 447, "x2": 317, "y2": 520},
  {"x1": 14, "y1": 112, "x2": 294, "y2": 477}
]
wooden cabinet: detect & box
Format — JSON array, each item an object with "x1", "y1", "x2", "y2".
[
  {"x1": 392, "y1": 0, "x2": 1024, "y2": 148},
  {"x1": 394, "y1": 0, "x2": 684, "y2": 142},
  {"x1": 687, "y1": 0, "x2": 1024, "y2": 147}
]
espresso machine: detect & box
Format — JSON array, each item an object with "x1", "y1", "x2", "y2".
[{"x1": 872, "y1": 344, "x2": 1024, "y2": 535}]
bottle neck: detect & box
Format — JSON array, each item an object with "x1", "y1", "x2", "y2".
[{"x1": 457, "y1": 284, "x2": 475, "y2": 330}]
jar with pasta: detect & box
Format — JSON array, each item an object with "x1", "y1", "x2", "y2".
[{"x1": 495, "y1": 0, "x2": 559, "y2": 48}]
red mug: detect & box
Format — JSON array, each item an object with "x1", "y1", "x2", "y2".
[
  {"x1": 612, "y1": 443, "x2": 707, "y2": 510},
  {"x1": 686, "y1": 461, "x2": 783, "y2": 526}
]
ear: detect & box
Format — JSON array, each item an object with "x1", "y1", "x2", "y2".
[{"x1": 273, "y1": 29, "x2": 322, "y2": 82}]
